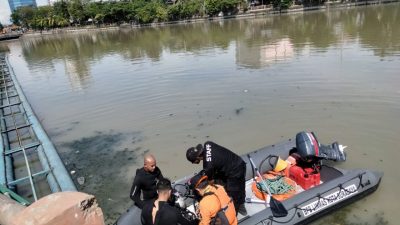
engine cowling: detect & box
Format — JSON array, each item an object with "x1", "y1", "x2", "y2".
[{"x1": 296, "y1": 131, "x2": 320, "y2": 162}]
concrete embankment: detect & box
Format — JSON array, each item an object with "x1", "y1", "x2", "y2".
[{"x1": 0, "y1": 192, "x2": 105, "y2": 225}]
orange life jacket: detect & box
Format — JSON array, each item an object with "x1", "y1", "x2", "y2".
[{"x1": 198, "y1": 184, "x2": 237, "y2": 225}]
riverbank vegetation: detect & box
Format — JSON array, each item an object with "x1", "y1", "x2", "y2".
[{"x1": 10, "y1": 0, "x2": 325, "y2": 30}]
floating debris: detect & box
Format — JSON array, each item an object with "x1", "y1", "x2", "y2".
[
  {"x1": 235, "y1": 107, "x2": 244, "y2": 115},
  {"x1": 77, "y1": 177, "x2": 85, "y2": 185}
]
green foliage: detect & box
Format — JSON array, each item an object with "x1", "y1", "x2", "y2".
[
  {"x1": 11, "y1": 6, "x2": 35, "y2": 27},
  {"x1": 0, "y1": 22, "x2": 3, "y2": 30},
  {"x1": 11, "y1": 12, "x2": 21, "y2": 26},
  {"x1": 181, "y1": 0, "x2": 202, "y2": 18},
  {"x1": 240, "y1": 0, "x2": 249, "y2": 12},
  {"x1": 220, "y1": 0, "x2": 240, "y2": 14},
  {"x1": 68, "y1": 0, "x2": 85, "y2": 24},
  {"x1": 10, "y1": 5, "x2": 71, "y2": 30},
  {"x1": 272, "y1": 0, "x2": 293, "y2": 9},
  {"x1": 94, "y1": 14, "x2": 105, "y2": 23},
  {"x1": 167, "y1": 3, "x2": 182, "y2": 20},
  {"x1": 6, "y1": 0, "x2": 315, "y2": 30},
  {"x1": 108, "y1": 2, "x2": 129, "y2": 23},
  {"x1": 167, "y1": 0, "x2": 202, "y2": 20},
  {"x1": 155, "y1": 5, "x2": 168, "y2": 22},
  {"x1": 136, "y1": 2, "x2": 157, "y2": 24},
  {"x1": 205, "y1": 0, "x2": 220, "y2": 16},
  {"x1": 53, "y1": 0, "x2": 69, "y2": 18},
  {"x1": 205, "y1": 0, "x2": 239, "y2": 16}
]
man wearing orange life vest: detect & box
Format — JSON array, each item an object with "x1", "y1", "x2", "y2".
[
  {"x1": 190, "y1": 174, "x2": 237, "y2": 225},
  {"x1": 186, "y1": 141, "x2": 246, "y2": 215}
]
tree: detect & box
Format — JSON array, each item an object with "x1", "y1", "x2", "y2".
[
  {"x1": 167, "y1": 3, "x2": 181, "y2": 20},
  {"x1": 155, "y1": 5, "x2": 168, "y2": 22},
  {"x1": 11, "y1": 6, "x2": 35, "y2": 27},
  {"x1": 68, "y1": 0, "x2": 85, "y2": 24},
  {"x1": 0, "y1": 22, "x2": 3, "y2": 30},
  {"x1": 181, "y1": 0, "x2": 202, "y2": 19},
  {"x1": 219, "y1": 0, "x2": 240, "y2": 14},
  {"x1": 110, "y1": 2, "x2": 129, "y2": 23},
  {"x1": 205, "y1": 0, "x2": 221, "y2": 16},
  {"x1": 33, "y1": 6, "x2": 53, "y2": 29},
  {"x1": 205, "y1": 0, "x2": 240, "y2": 16},
  {"x1": 272, "y1": 0, "x2": 293, "y2": 9},
  {"x1": 55, "y1": 15, "x2": 69, "y2": 27},
  {"x1": 94, "y1": 13, "x2": 105, "y2": 24},
  {"x1": 38, "y1": 17, "x2": 47, "y2": 29},
  {"x1": 53, "y1": 0, "x2": 69, "y2": 19},
  {"x1": 84, "y1": 2, "x2": 102, "y2": 21}
]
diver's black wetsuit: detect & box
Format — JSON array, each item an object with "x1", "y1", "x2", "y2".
[
  {"x1": 141, "y1": 200, "x2": 193, "y2": 225},
  {"x1": 129, "y1": 167, "x2": 163, "y2": 209},
  {"x1": 202, "y1": 141, "x2": 246, "y2": 212}
]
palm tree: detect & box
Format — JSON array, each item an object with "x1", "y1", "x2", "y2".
[
  {"x1": 55, "y1": 15, "x2": 69, "y2": 27},
  {"x1": 48, "y1": 15, "x2": 56, "y2": 28},
  {"x1": 36, "y1": 17, "x2": 48, "y2": 30}
]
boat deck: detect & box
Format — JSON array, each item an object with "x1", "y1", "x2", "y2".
[{"x1": 184, "y1": 165, "x2": 344, "y2": 223}]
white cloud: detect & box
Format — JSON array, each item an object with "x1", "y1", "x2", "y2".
[
  {"x1": 0, "y1": 0, "x2": 12, "y2": 25},
  {"x1": 36, "y1": 0, "x2": 49, "y2": 6}
]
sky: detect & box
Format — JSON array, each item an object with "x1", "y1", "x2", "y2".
[{"x1": 0, "y1": 0, "x2": 48, "y2": 25}]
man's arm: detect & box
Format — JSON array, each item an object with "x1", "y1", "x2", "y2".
[
  {"x1": 130, "y1": 172, "x2": 145, "y2": 208},
  {"x1": 203, "y1": 161, "x2": 214, "y2": 180},
  {"x1": 141, "y1": 201, "x2": 152, "y2": 225}
]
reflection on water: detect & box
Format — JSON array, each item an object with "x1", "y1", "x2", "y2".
[
  {"x1": 238, "y1": 38, "x2": 295, "y2": 68},
  {"x1": 4, "y1": 3, "x2": 400, "y2": 225},
  {"x1": 64, "y1": 58, "x2": 90, "y2": 90},
  {"x1": 20, "y1": 4, "x2": 400, "y2": 76}
]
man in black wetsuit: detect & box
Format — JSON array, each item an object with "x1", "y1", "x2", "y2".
[
  {"x1": 186, "y1": 141, "x2": 247, "y2": 216},
  {"x1": 130, "y1": 153, "x2": 163, "y2": 209},
  {"x1": 141, "y1": 178, "x2": 193, "y2": 225}
]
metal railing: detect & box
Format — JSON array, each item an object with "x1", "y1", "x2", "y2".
[{"x1": 0, "y1": 54, "x2": 76, "y2": 202}]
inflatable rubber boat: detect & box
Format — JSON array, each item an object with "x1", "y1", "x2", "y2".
[{"x1": 115, "y1": 132, "x2": 383, "y2": 225}]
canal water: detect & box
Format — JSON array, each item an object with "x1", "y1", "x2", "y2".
[{"x1": 1, "y1": 3, "x2": 399, "y2": 224}]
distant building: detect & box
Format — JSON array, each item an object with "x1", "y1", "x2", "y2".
[{"x1": 8, "y1": 0, "x2": 37, "y2": 12}]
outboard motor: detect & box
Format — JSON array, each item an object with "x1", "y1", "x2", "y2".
[{"x1": 296, "y1": 131, "x2": 346, "y2": 162}]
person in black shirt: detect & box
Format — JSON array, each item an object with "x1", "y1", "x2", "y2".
[
  {"x1": 141, "y1": 178, "x2": 192, "y2": 225},
  {"x1": 186, "y1": 141, "x2": 247, "y2": 216},
  {"x1": 130, "y1": 153, "x2": 163, "y2": 209}
]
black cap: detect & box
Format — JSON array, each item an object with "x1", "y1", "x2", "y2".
[{"x1": 186, "y1": 144, "x2": 203, "y2": 163}]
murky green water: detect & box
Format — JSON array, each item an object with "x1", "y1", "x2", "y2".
[{"x1": 1, "y1": 3, "x2": 399, "y2": 224}]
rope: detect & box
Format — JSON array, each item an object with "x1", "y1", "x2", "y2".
[{"x1": 256, "y1": 176, "x2": 294, "y2": 195}]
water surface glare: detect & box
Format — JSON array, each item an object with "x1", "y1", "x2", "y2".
[{"x1": 2, "y1": 3, "x2": 400, "y2": 224}]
